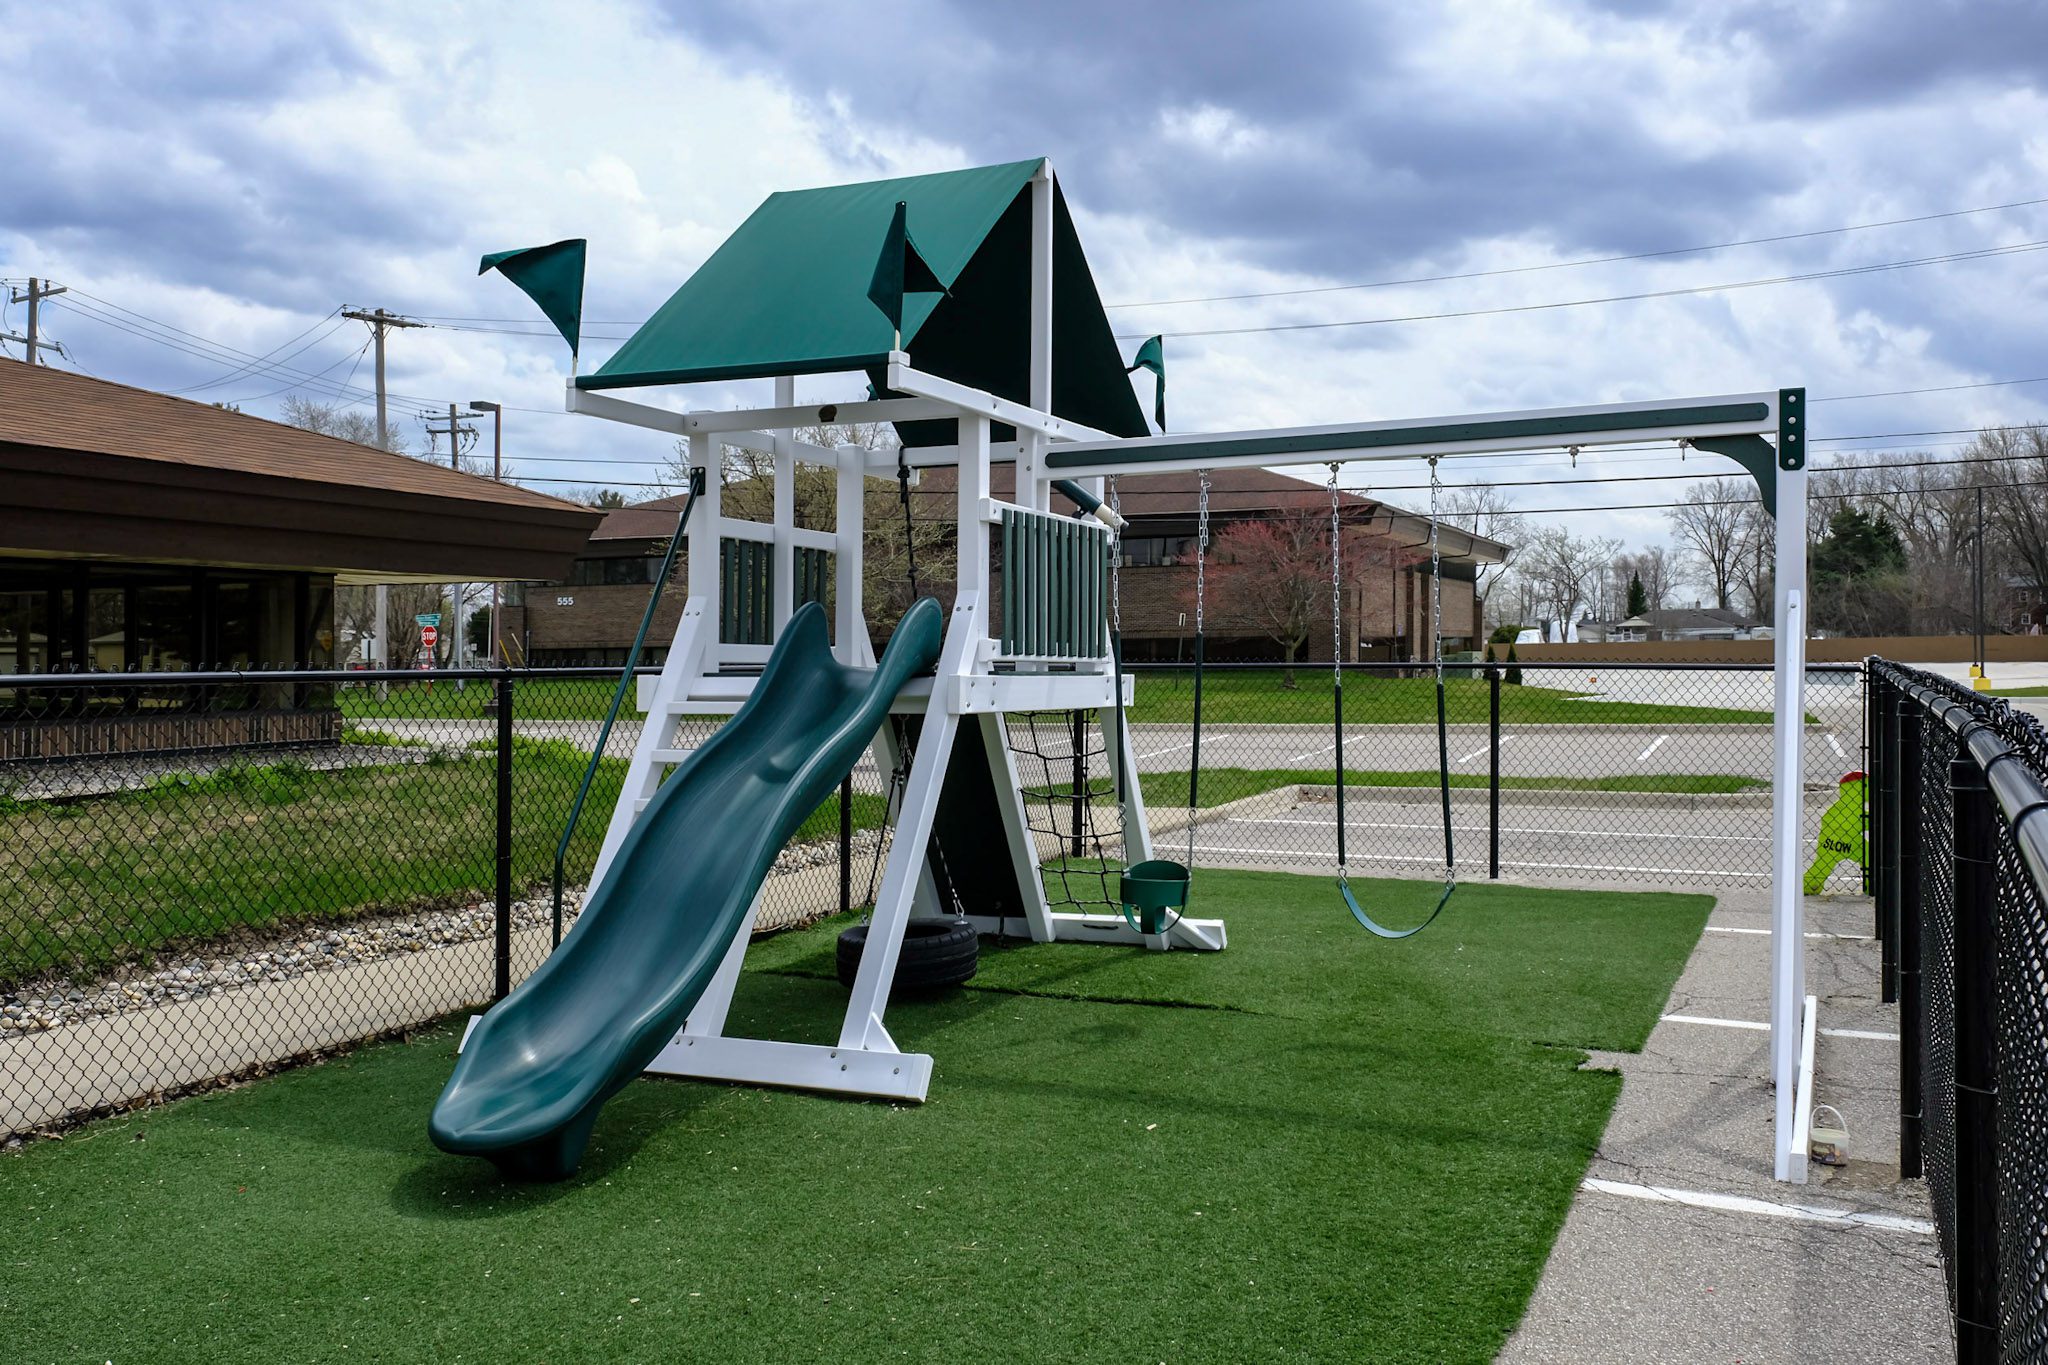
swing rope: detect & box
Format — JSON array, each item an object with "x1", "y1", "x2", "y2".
[{"x1": 1330, "y1": 460, "x2": 1458, "y2": 939}]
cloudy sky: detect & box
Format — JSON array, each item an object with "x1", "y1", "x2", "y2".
[{"x1": 5, "y1": 0, "x2": 2045, "y2": 552}]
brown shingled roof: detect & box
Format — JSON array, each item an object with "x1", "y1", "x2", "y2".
[
  {"x1": 0, "y1": 358, "x2": 602, "y2": 581},
  {"x1": 0, "y1": 359, "x2": 580, "y2": 513}
]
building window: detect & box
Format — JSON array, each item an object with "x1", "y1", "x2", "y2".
[
  {"x1": 1120, "y1": 536, "x2": 1193, "y2": 567},
  {"x1": 562, "y1": 554, "x2": 664, "y2": 587}
]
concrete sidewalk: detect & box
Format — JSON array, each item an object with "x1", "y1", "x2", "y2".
[{"x1": 1500, "y1": 891, "x2": 1949, "y2": 1363}]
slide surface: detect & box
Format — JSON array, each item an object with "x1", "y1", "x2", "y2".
[{"x1": 430, "y1": 598, "x2": 943, "y2": 1179}]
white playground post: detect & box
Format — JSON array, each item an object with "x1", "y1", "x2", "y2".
[{"x1": 1769, "y1": 461, "x2": 1811, "y2": 1181}]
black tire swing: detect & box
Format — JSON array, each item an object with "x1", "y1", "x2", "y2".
[
  {"x1": 1112, "y1": 470, "x2": 1213, "y2": 937},
  {"x1": 1328, "y1": 459, "x2": 1459, "y2": 938}
]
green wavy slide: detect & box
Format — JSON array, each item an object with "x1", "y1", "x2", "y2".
[{"x1": 430, "y1": 598, "x2": 944, "y2": 1180}]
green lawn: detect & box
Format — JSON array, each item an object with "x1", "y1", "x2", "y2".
[
  {"x1": 1128, "y1": 670, "x2": 1777, "y2": 726},
  {"x1": 1989, "y1": 684, "x2": 2048, "y2": 697},
  {"x1": 0, "y1": 869, "x2": 1707, "y2": 1363},
  {"x1": 339, "y1": 677, "x2": 626, "y2": 721},
  {"x1": 0, "y1": 743, "x2": 884, "y2": 987},
  {"x1": 1140, "y1": 766, "x2": 1765, "y2": 809}
]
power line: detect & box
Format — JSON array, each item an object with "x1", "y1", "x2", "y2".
[
  {"x1": 158, "y1": 308, "x2": 347, "y2": 394},
  {"x1": 407, "y1": 193, "x2": 2048, "y2": 328},
  {"x1": 53, "y1": 293, "x2": 445, "y2": 417},
  {"x1": 1809, "y1": 374, "x2": 2048, "y2": 403},
  {"x1": 1115, "y1": 239, "x2": 2048, "y2": 341},
  {"x1": 1105, "y1": 195, "x2": 2048, "y2": 309}
]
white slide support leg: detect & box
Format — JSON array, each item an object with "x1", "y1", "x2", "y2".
[{"x1": 841, "y1": 706, "x2": 959, "y2": 1053}]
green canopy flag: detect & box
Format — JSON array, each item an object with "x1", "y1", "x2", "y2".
[
  {"x1": 1127, "y1": 334, "x2": 1165, "y2": 430},
  {"x1": 865, "y1": 201, "x2": 951, "y2": 341},
  {"x1": 479, "y1": 238, "x2": 587, "y2": 356}
]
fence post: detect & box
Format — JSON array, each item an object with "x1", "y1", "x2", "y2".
[
  {"x1": 1880, "y1": 686, "x2": 1902, "y2": 1004},
  {"x1": 1897, "y1": 691, "x2": 1924, "y2": 1178},
  {"x1": 1861, "y1": 660, "x2": 1876, "y2": 895},
  {"x1": 1487, "y1": 664, "x2": 1501, "y2": 880},
  {"x1": 1948, "y1": 737, "x2": 2000, "y2": 1364},
  {"x1": 839, "y1": 774, "x2": 854, "y2": 916},
  {"x1": 494, "y1": 671, "x2": 515, "y2": 1001}
]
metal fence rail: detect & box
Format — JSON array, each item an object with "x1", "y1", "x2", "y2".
[{"x1": 1869, "y1": 659, "x2": 2048, "y2": 1364}]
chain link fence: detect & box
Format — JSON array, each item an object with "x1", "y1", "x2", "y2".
[
  {"x1": 1869, "y1": 660, "x2": 2048, "y2": 1364},
  {"x1": 1108, "y1": 660, "x2": 1861, "y2": 888},
  {"x1": 3, "y1": 657, "x2": 1865, "y2": 1143},
  {"x1": 0, "y1": 667, "x2": 870, "y2": 1142}
]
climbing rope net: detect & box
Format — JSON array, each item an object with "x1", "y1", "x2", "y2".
[{"x1": 1006, "y1": 709, "x2": 1127, "y2": 916}]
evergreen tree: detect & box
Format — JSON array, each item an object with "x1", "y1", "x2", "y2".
[
  {"x1": 1505, "y1": 642, "x2": 1523, "y2": 685},
  {"x1": 1626, "y1": 571, "x2": 1648, "y2": 618}
]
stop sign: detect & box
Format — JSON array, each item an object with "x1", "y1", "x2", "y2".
[{"x1": 421, "y1": 624, "x2": 439, "y2": 648}]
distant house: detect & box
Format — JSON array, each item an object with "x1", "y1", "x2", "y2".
[{"x1": 1583, "y1": 607, "x2": 1762, "y2": 643}]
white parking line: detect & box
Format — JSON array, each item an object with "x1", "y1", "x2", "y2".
[
  {"x1": 1660, "y1": 1013, "x2": 1900, "y2": 1042},
  {"x1": 1137, "y1": 740, "x2": 1196, "y2": 761},
  {"x1": 1706, "y1": 926, "x2": 1877, "y2": 941},
  {"x1": 1581, "y1": 1178, "x2": 1933, "y2": 1235},
  {"x1": 1283, "y1": 733, "x2": 1376, "y2": 763},
  {"x1": 1826, "y1": 732, "x2": 1846, "y2": 758},
  {"x1": 1636, "y1": 734, "x2": 1669, "y2": 762},
  {"x1": 1456, "y1": 734, "x2": 1508, "y2": 765}
]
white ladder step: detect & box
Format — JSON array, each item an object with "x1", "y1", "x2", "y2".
[{"x1": 651, "y1": 748, "x2": 695, "y2": 764}]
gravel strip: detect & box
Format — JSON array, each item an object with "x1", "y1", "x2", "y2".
[{"x1": 2, "y1": 828, "x2": 889, "y2": 1037}]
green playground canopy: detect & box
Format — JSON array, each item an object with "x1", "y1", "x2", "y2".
[{"x1": 577, "y1": 158, "x2": 1148, "y2": 441}]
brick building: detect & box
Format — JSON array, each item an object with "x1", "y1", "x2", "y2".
[{"x1": 500, "y1": 464, "x2": 1505, "y2": 667}]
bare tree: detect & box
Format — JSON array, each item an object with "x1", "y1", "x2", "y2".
[
  {"x1": 1436, "y1": 484, "x2": 1513, "y2": 615},
  {"x1": 1668, "y1": 477, "x2": 1755, "y2": 610},
  {"x1": 279, "y1": 396, "x2": 404, "y2": 453},
  {"x1": 1515, "y1": 525, "x2": 1621, "y2": 628},
  {"x1": 669, "y1": 422, "x2": 954, "y2": 629},
  {"x1": 1976, "y1": 427, "x2": 2048, "y2": 630}
]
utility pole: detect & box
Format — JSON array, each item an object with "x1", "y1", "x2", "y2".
[
  {"x1": 342, "y1": 308, "x2": 424, "y2": 685},
  {"x1": 470, "y1": 401, "x2": 505, "y2": 664},
  {"x1": 6, "y1": 278, "x2": 68, "y2": 364},
  {"x1": 425, "y1": 402, "x2": 480, "y2": 674}
]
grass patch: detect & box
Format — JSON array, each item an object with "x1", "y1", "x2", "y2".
[
  {"x1": 339, "y1": 677, "x2": 626, "y2": 721},
  {"x1": 0, "y1": 869, "x2": 1707, "y2": 1363},
  {"x1": 1138, "y1": 767, "x2": 1765, "y2": 808},
  {"x1": 0, "y1": 739, "x2": 881, "y2": 987},
  {"x1": 1989, "y1": 684, "x2": 2048, "y2": 697},
  {"x1": 1129, "y1": 670, "x2": 1777, "y2": 725}
]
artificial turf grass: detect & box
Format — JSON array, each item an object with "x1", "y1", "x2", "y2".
[
  {"x1": 0, "y1": 870, "x2": 1707, "y2": 1363},
  {"x1": 750, "y1": 869, "x2": 1711, "y2": 1054},
  {"x1": 0, "y1": 980, "x2": 1618, "y2": 1364}
]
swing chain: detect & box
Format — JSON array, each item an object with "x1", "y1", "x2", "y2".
[
  {"x1": 1193, "y1": 470, "x2": 1210, "y2": 637},
  {"x1": 1429, "y1": 457, "x2": 1444, "y2": 691},
  {"x1": 1327, "y1": 464, "x2": 1343, "y2": 690},
  {"x1": 1428, "y1": 455, "x2": 1454, "y2": 901},
  {"x1": 1108, "y1": 476, "x2": 1123, "y2": 635},
  {"x1": 1328, "y1": 463, "x2": 1349, "y2": 888}
]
